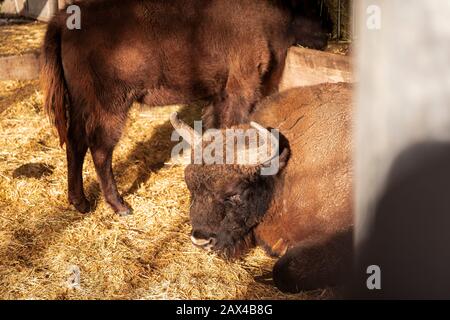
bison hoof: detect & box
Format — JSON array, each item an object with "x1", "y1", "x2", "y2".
[
  {"x1": 70, "y1": 197, "x2": 91, "y2": 214},
  {"x1": 116, "y1": 207, "x2": 133, "y2": 216}
]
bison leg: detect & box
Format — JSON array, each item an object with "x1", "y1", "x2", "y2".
[
  {"x1": 87, "y1": 116, "x2": 131, "y2": 216},
  {"x1": 67, "y1": 120, "x2": 90, "y2": 213},
  {"x1": 261, "y1": 50, "x2": 287, "y2": 97},
  {"x1": 272, "y1": 231, "x2": 353, "y2": 293},
  {"x1": 213, "y1": 92, "x2": 258, "y2": 128},
  {"x1": 213, "y1": 65, "x2": 264, "y2": 127}
]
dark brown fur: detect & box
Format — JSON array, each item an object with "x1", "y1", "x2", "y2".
[
  {"x1": 41, "y1": 0, "x2": 311, "y2": 214},
  {"x1": 184, "y1": 83, "x2": 353, "y2": 292}
]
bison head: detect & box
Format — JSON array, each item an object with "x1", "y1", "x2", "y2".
[{"x1": 170, "y1": 113, "x2": 289, "y2": 258}]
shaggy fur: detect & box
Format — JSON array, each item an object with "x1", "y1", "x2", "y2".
[
  {"x1": 41, "y1": 0, "x2": 329, "y2": 215},
  {"x1": 184, "y1": 83, "x2": 353, "y2": 292}
]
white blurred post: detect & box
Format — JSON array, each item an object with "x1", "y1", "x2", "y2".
[{"x1": 355, "y1": 0, "x2": 450, "y2": 298}]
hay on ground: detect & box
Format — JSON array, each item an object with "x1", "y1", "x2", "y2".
[{"x1": 0, "y1": 80, "x2": 335, "y2": 300}]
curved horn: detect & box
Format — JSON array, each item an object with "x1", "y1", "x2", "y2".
[
  {"x1": 234, "y1": 122, "x2": 280, "y2": 166},
  {"x1": 250, "y1": 121, "x2": 280, "y2": 165},
  {"x1": 170, "y1": 112, "x2": 201, "y2": 146}
]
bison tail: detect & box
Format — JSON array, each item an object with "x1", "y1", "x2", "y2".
[
  {"x1": 41, "y1": 18, "x2": 68, "y2": 147},
  {"x1": 272, "y1": 230, "x2": 353, "y2": 293}
]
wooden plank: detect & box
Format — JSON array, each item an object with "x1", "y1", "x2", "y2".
[
  {"x1": 0, "y1": 51, "x2": 41, "y2": 80},
  {"x1": 0, "y1": 0, "x2": 59, "y2": 22},
  {"x1": 0, "y1": 0, "x2": 21, "y2": 15},
  {"x1": 0, "y1": 46, "x2": 353, "y2": 84},
  {"x1": 22, "y1": 0, "x2": 58, "y2": 22},
  {"x1": 279, "y1": 46, "x2": 353, "y2": 91}
]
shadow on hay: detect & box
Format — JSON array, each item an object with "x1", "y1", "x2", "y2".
[
  {"x1": 12, "y1": 163, "x2": 54, "y2": 179},
  {"x1": 125, "y1": 217, "x2": 191, "y2": 292},
  {"x1": 84, "y1": 104, "x2": 202, "y2": 208},
  {"x1": 0, "y1": 82, "x2": 38, "y2": 114},
  {"x1": 235, "y1": 273, "x2": 336, "y2": 299},
  {"x1": 1, "y1": 209, "x2": 87, "y2": 269}
]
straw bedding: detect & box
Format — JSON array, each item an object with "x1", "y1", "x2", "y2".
[{"x1": 0, "y1": 85, "x2": 337, "y2": 300}]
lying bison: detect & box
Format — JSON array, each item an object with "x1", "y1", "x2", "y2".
[
  {"x1": 171, "y1": 83, "x2": 353, "y2": 292},
  {"x1": 41, "y1": 0, "x2": 330, "y2": 215}
]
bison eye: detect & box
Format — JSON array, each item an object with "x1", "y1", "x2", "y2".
[{"x1": 225, "y1": 194, "x2": 241, "y2": 203}]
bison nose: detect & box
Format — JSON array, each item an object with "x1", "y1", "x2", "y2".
[{"x1": 191, "y1": 230, "x2": 217, "y2": 250}]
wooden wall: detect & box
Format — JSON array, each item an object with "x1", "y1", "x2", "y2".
[{"x1": 0, "y1": 0, "x2": 71, "y2": 21}]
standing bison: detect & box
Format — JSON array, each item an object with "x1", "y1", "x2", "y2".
[
  {"x1": 171, "y1": 83, "x2": 353, "y2": 292},
  {"x1": 41, "y1": 0, "x2": 329, "y2": 215}
]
